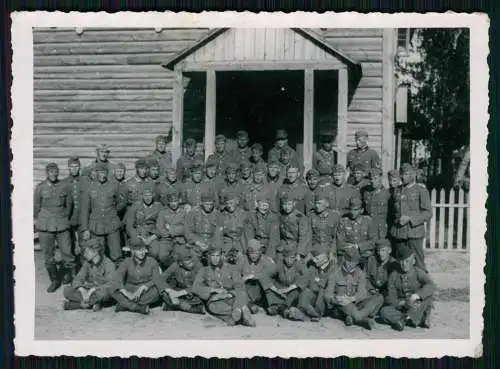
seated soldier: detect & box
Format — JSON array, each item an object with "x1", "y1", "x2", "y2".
[
  {"x1": 278, "y1": 192, "x2": 311, "y2": 261},
  {"x1": 304, "y1": 169, "x2": 320, "y2": 215},
  {"x1": 244, "y1": 162, "x2": 268, "y2": 211},
  {"x1": 110, "y1": 242, "x2": 161, "y2": 315},
  {"x1": 324, "y1": 247, "x2": 383, "y2": 330},
  {"x1": 297, "y1": 251, "x2": 336, "y2": 321},
  {"x1": 193, "y1": 246, "x2": 255, "y2": 326},
  {"x1": 278, "y1": 151, "x2": 303, "y2": 188},
  {"x1": 156, "y1": 163, "x2": 184, "y2": 207},
  {"x1": 62, "y1": 237, "x2": 115, "y2": 311},
  {"x1": 124, "y1": 188, "x2": 162, "y2": 257},
  {"x1": 155, "y1": 188, "x2": 188, "y2": 270},
  {"x1": 265, "y1": 244, "x2": 309, "y2": 321},
  {"x1": 268, "y1": 129, "x2": 297, "y2": 166},
  {"x1": 336, "y1": 197, "x2": 375, "y2": 269},
  {"x1": 236, "y1": 239, "x2": 277, "y2": 314},
  {"x1": 379, "y1": 246, "x2": 436, "y2": 331},
  {"x1": 244, "y1": 191, "x2": 280, "y2": 259},
  {"x1": 366, "y1": 239, "x2": 398, "y2": 298},
  {"x1": 154, "y1": 247, "x2": 204, "y2": 314},
  {"x1": 220, "y1": 192, "x2": 247, "y2": 264},
  {"x1": 234, "y1": 130, "x2": 252, "y2": 165}
]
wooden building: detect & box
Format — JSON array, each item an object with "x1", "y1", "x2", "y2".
[{"x1": 33, "y1": 27, "x2": 398, "y2": 184}]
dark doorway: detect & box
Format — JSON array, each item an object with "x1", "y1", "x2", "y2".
[{"x1": 216, "y1": 71, "x2": 304, "y2": 159}]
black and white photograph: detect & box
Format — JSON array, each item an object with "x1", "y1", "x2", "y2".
[{"x1": 11, "y1": 12, "x2": 487, "y2": 358}]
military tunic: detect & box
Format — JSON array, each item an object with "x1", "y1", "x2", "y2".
[
  {"x1": 208, "y1": 151, "x2": 231, "y2": 177},
  {"x1": 363, "y1": 186, "x2": 391, "y2": 240},
  {"x1": 61, "y1": 175, "x2": 86, "y2": 227},
  {"x1": 156, "y1": 206, "x2": 189, "y2": 265},
  {"x1": 155, "y1": 181, "x2": 184, "y2": 206},
  {"x1": 244, "y1": 182, "x2": 268, "y2": 211},
  {"x1": 267, "y1": 259, "x2": 309, "y2": 310},
  {"x1": 298, "y1": 262, "x2": 336, "y2": 317},
  {"x1": 244, "y1": 210, "x2": 280, "y2": 258},
  {"x1": 147, "y1": 150, "x2": 173, "y2": 176},
  {"x1": 234, "y1": 146, "x2": 252, "y2": 165},
  {"x1": 336, "y1": 215, "x2": 375, "y2": 261},
  {"x1": 182, "y1": 179, "x2": 206, "y2": 208},
  {"x1": 313, "y1": 148, "x2": 337, "y2": 174},
  {"x1": 176, "y1": 153, "x2": 197, "y2": 182},
  {"x1": 346, "y1": 146, "x2": 381, "y2": 174},
  {"x1": 218, "y1": 180, "x2": 245, "y2": 209},
  {"x1": 268, "y1": 145, "x2": 297, "y2": 163},
  {"x1": 279, "y1": 210, "x2": 312, "y2": 257},
  {"x1": 277, "y1": 180, "x2": 309, "y2": 214},
  {"x1": 310, "y1": 210, "x2": 341, "y2": 258},
  {"x1": 124, "y1": 201, "x2": 162, "y2": 246},
  {"x1": 185, "y1": 208, "x2": 223, "y2": 256},
  {"x1": 82, "y1": 160, "x2": 116, "y2": 181},
  {"x1": 220, "y1": 208, "x2": 248, "y2": 254},
  {"x1": 265, "y1": 176, "x2": 283, "y2": 213},
  {"x1": 327, "y1": 184, "x2": 359, "y2": 217},
  {"x1": 365, "y1": 255, "x2": 397, "y2": 296},
  {"x1": 123, "y1": 176, "x2": 155, "y2": 208},
  {"x1": 236, "y1": 255, "x2": 277, "y2": 305}
]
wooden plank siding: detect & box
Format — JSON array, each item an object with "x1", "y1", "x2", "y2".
[{"x1": 33, "y1": 27, "x2": 210, "y2": 185}]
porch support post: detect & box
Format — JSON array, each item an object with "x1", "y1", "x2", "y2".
[
  {"x1": 204, "y1": 68, "x2": 216, "y2": 160},
  {"x1": 337, "y1": 67, "x2": 348, "y2": 167},
  {"x1": 172, "y1": 71, "x2": 184, "y2": 164},
  {"x1": 303, "y1": 68, "x2": 314, "y2": 173}
]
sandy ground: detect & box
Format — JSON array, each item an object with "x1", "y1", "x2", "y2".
[{"x1": 34, "y1": 250, "x2": 469, "y2": 340}]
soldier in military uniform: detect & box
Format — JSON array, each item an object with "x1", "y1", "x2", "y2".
[
  {"x1": 155, "y1": 188, "x2": 189, "y2": 270},
  {"x1": 244, "y1": 162, "x2": 268, "y2": 211},
  {"x1": 328, "y1": 164, "x2": 359, "y2": 217},
  {"x1": 34, "y1": 163, "x2": 74, "y2": 293},
  {"x1": 218, "y1": 162, "x2": 244, "y2": 209},
  {"x1": 336, "y1": 197, "x2": 375, "y2": 268},
  {"x1": 265, "y1": 244, "x2": 309, "y2": 321},
  {"x1": 268, "y1": 129, "x2": 297, "y2": 164},
  {"x1": 379, "y1": 246, "x2": 436, "y2": 331},
  {"x1": 313, "y1": 132, "x2": 337, "y2": 174},
  {"x1": 349, "y1": 163, "x2": 371, "y2": 192},
  {"x1": 346, "y1": 130, "x2": 381, "y2": 180},
  {"x1": 278, "y1": 149, "x2": 301, "y2": 180},
  {"x1": 113, "y1": 162, "x2": 127, "y2": 184},
  {"x1": 277, "y1": 163, "x2": 309, "y2": 214},
  {"x1": 365, "y1": 239, "x2": 398, "y2": 297},
  {"x1": 244, "y1": 191, "x2": 280, "y2": 259},
  {"x1": 148, "y1": 158, "x2": 162, "y2": 185},
  {"x1": 220, "y1": 192, "x2": 248, "y2": 263},
  {"x1": 389, "y1": 163, "x2": 432, "y2": 272},
  {"x1": 110, "y1": 242, "x2": 161, "y2": 315},
  {"x1": 62, "y1": 237, "x2": 115, "y2": 311},
  {"x1": 185, "y1": 191, "x2": 223, "y2": 261},
  {"x1": 147, "y1": 135, "x2": 172, "y2": 175},
  {"x1": 236, "y1": 239, "x2": 277, "y2": 313},
  {"x1": 156, "y1": 164, "x2": 183, "y2": 207},
  {"x1": 324, "y1": 247, "x2": 383, "y2": 330},
  {"x1": 193, "y1": 246, "x2": 255, "y2": 326},
  {"x1": 82, "y1": 144, "x2": 115, "y2": 181},
  {"x1": 207, "y1": 134, "x2": 230, "y2": 177},
  {"x1": 124, "y1": 159, "x2": 155, "y2": 208},
  {"x1": 387, "y1": 169, "x2": 403, "y2": 234},
  {"x1": 181, "y1": 160, "x2": 206, "y2": 209},
  {"x1": 249, "y1": 143, "x2": 266, "y2": 169},
  {"x1": 176, "y1": 138, "x2": 198, "y2": 182},
  {"x1": 278, "y1": 193, "x2": 311, "y2": 260},
  {"x1": 265, "y1": 157, "x2": 283, "y2": 213},
  {"x1": 154, "y1": 247, "x2": 204, "y2": 314},
  {"x1": 235, "y1": 130, "x2": 252, "y2": 165},
  {"x1": 363, "y1": 168, "x2": 391, "y2": 240},
  {"x1": 80, "y1": 163, "x2": 127, "y2": 264},
  {"x1": 304, "y1": 168, "x2": 320, "y2": 215},
  {"x1": 239, "y1": 161, "x2": 253, "y2": 188}
]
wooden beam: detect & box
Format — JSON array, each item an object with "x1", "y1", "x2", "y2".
[
  {"x1": 204, "y1": 69, "x2": 216, "y2": 160},
  {"x1": 382, "y1": 28, "x2": 397, "y2": 173},
  {"x1": 172, "y1": 71, "x2": 184, "y2": 164},
  {"x1": 303, "y1": 68, "x2": 314, "y2": 173},
  {"x1": 337, "y1": 68, "x2": 348, "y2": 167},
  {"x1": 175, "y1": 60, "x2": 345, "y2": 72}
]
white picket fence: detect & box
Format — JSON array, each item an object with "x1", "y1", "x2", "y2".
[{"x1": 425, "y1": 188, "x2": 470, "y2": 251}]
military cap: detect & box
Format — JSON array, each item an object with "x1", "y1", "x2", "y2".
[
  {"x1": 282, "y1": 244, "x2": 298, "y2": 257},
  {"x1": 313, "y1": 189, "x2": 330, "y2": 203},
  {"x1": 353, "y1": 163, "x2": 365, "y2": 173},
  {"x1": 253, "y1": 162, "x2": 267, "y2": 174},
  {"x1": 400, "y1": 163, "x2": 415, "y2": 174},
  {"x1": 215, "y1": 134, "x2": 226, "y2": 142},
  {"x1": 80, "y1": 237, "x2": 102, "y2": 251},
  {"x1": 45, "y1": 163, "x2": 58, "y2": 171},
  {"x1": 267, "y1": 157, "x2": 280, "y2": 167},
  {"x1": 166, "y1": 188, "x2": 180, "y2": 202},
  {"x1": 280, "y1": 192, "x2": 294, "y2": 203},
  {"x1": 306, "y1": 168, "x2": 320, "y2": 179},
  {"x1": 387, "y1": 169, "x2": 400, "y2": 178},
  {"x1": 68, "y1": 156, "x2": 80, "y2": 165},
  {"x1": 155, "y1": 135, "x2": 167, "y2": 143},
  {"x1": 205, "y1": 157, "x2": 218, "y2": 168},
  {"x1": 135, "y1": 158, "x2": 149, "y2": 169},
  {"x1": 276, "y1": 129, "x2": 288, "y2": 139},
  {"x1": 115, "y1": 162, "x2": 126, "y2": 170},
  {"x1": 176, "y1": 247, "x2": 194, "y2": 262},
  {"x1": 141, "y1": 187, "x2": 154, "y2": 195},
  {"x1": 369, "y1": 167, "x2": 383, "y2": 177},
  {"x1": 240, "y1": 161, "x2": 251, "y2": 170},
  {"x1": 148, "y1": 158, "x2": 160, "y2": 168},
  {"x1": 129, "y1": 241, "x2": 148, "y2": 250},
  {"x1": 375, "y1": 239, "x2": 392, "y2": 250},
  {"x1": 332, "y1": 164, "x2": 346, "y2": 174},
  {"x1": 397, "y1": 245, "x2": 415, "y2": 260},
  {"x1": 255, "y1": 191, "x2": 271, "y2": 202},
  {"x1": 207, "y1": 245, "x2": 223, "y2": 255},
  {"x1": 344, "y1": 247, "x2": 361, "y2": 262},
  {"x1": 236, "y1": 130, "x2": 249, "y2": 139},
  {"x1": 320, "y1": 132, "x2": 335, "y2": 142},
  {"x1": 317, "y1": 163, "x2": 331, "y2": 176},
  {"x1": 190, "y1": 160, "x2": 204, "y2": 172},
  {"x1": 165, "y1": 163, "x2": 177, "y2": 173},
  {"x1": 286, "y1": 158, "x2": 300, "y2": 170},
  {"x1": 95, "y1": 162, "x2": 108, "y2": 172},
  {"x1": 96, "y1": 144, "x2": 111, "y2": 152},
  {"x1": 225, "y1": 161, "x2": 239, "y2": 173},
  {"x1": 251, "y1": 143, "x2": 263, "y2": 152},
  {"x1": 184, "y1": 138, "x2": 196, "y2": 147},
  {"x1": 354, "y1": 130, "x2": 369, "y2": 138},
  {"x1": 247, "y1": 239, "x2": 263, "y2": 252},
  {"x1": 201, "y1": 191, "x2": 216, "y2": 202},
  {"x1": 224, "y1": 192, "x2": 239, "y2": 203},
  {"x1": 348, "y1": 197, "x2": 363, "y2": 210}
]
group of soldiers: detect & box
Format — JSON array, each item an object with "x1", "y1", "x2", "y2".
[{"x1": 34, "y1": 128, "x2": 436, "y2": 331}]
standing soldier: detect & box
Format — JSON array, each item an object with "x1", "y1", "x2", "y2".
[
  {"x1": 110, "y1": 242, "x2": 161, "y2": 315},
  {"x1": 193, "y1": 246, "x2": 256, "y2": 326},
  {"x1": 154, "y1": 248, "x2": 205, "y2": 314},
  {"x1": 176, "y1": 138, "x2": 198, "y2": 183},
  {"x1": 245, "y1": 191, "x2": 280, "y2": 259},
  {"x1": 80, "y1": 163, "x2": 126, "y2": 265},
  {"x1": 336, "y1": 197, "x2": 375, "y2": 268},
  {"x1": 346, "y1": 130, "x2": 381, "y2": 180},
  {"x1": 387, "y1": 169, "x2": 403, "y2": 233},
  {"x1": 147, "y1": 135, "x2": 172, "y2": 175},
  {"x1": 278, "y1": 149, "x2": 299, "y2": 180},
  {"x1": 268, "y1": 129, "x2": 297, "y2": 164},
  {"x1": 277, "y1": 163, "x2": 309, "y2": 214},
  {"x1": 62, "y1": 237, "x2": 115, "y2": 311},
  {"x1": 124, "y1": 159, "x2": 154, "y2": 208},
  {"x1": 379, "y1": 246, "x2": 436, "y2": 331},
  {"x1": 234, "y1": 130, "x2": 252, "y2": 165},
  {"x1": 304, "y1": 169, "x2": 320, "y2": 215},
  {"x1": 218, "y1": 162, "x2": 244, "y2": 209},
  {"x1": 220, "y1": 193, "x2": 248, "y2": 264},
  {"x1": 244, "y1": 162, "x2": 268, "y2": 211},
  {"x1": 112, "y1": 162, "x2": 128, "y2": 255},
  {"x1": 34, "y1": 163, "x2": 74, "y2": 293},
  {"x1": 82, "y1": 144, "x2": 115, "y2": 181},
  {"x1": 278, "y1": 193, "x2": 311, "y2": 260},
  {"x1": 324, "y1": 247, "x2": 383, "y2": 330},
  {"x1": 155, "y1": 188, "x2": 189, "y2": 270},
  {"x1": 349, "y1": 163, "x2": 370, "y2": 192},
  {"x1": 266, "y1": 157, "x2": 283, "y2": 213},
  {"x1": 156, "y1": 164, "x2": 183, "y2": 207},
  {"x1": 113, "y1": 162, "x2": 127, "y2": 184},
  {"x1": 328, "y1": 164, "x2": 358, "y2": 217},
  {"x1": 363, "y1": 168, "x2": 391, "y2": 240},
  {"x1": 313, "y1": 132, "x2": 337, "y2": 174},
  {"x1": 182, "y1": 160, "x2": 205, "y2": 210},
  {"x1": 365, "y1": 239, "x2": 398, "y2": 298},
  {"x1": 148, "y1": 158, "x2": 162, "y2": 185},
  {"x1": 249, "y1": 143, "x2": 266, "y2": 169},
  {"x1": 239, "y1": 161, "x2": 253, "y2": 187},
  {"x1": 208, "y1": 134, "x2": 230, "y2": 177},
  {"x1": 389, "y1": 163, "x2": 432, "y2": 272}
]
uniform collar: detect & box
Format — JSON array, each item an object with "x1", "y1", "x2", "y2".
[{"x1": 356, "y1": 145, "x2": 369, "y2": 153}]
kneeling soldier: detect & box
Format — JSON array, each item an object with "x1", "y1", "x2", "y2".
[
  {"x1": 63, "y1": 237, "x2": 115, "y2": 311},
  {"x1": 379, "y1": 246, "x2": 436, "y2": 331},
  {"x1": 110, "y1": 242, "x2": 161, "y2": 315},
  {"x1": 324, "y1": 247, "x2": 383, "y2": 330},
  {"x1": 236, "y1": 239, "x2": 277, "y2": 314},
  {"x1": 266, "y1": 244, "x2": 309, "y2": 321},
  {"x1": 154, "y1": 248, "x2": 204, "y2": 314},
  {"x1": 193, "y1": 246, "x2": 255, "y2": 326}
]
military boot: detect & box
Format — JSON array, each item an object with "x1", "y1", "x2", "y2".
[
  {"x1": 63, "y1": 301, "x2": 82, "y2": 310},
  {"x1": 241, "y1": 306, "x2": 256, "y2": 327},
  {"x1": 46, "y1": 265, "x2": 62, "y2": 293},
  {"x1": 61, "y1": 266, "x2": 75, "y2": 285}
]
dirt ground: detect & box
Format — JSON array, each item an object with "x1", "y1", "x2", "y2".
[{"x1": 34, "y1": 250, "x2": 469, "y2": 340}]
